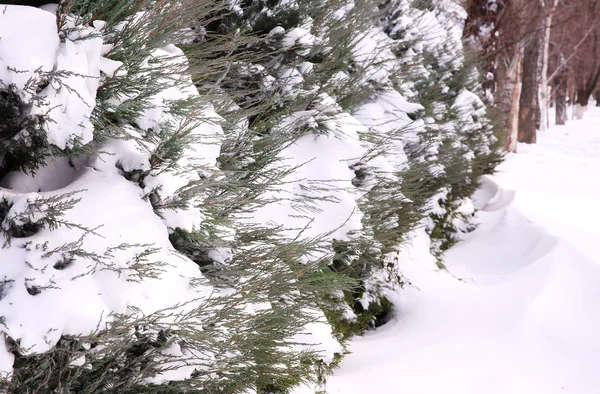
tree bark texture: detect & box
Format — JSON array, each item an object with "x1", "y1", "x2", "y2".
[
  {"x1": 575, "y1": 89, "x2": 588, "y2": 119},
  {"x1": 555, "y1": 71, "x2": 568, "y2": 125},
  {"x1": 505, "y1": 54, "x2": 523, "y2": 153},
  {"x1": 518, "y1": 29, "x2": 541, "y2": 144},
  {"x1": 539, "y1": 0, "x2": 559, "y2": 132}
]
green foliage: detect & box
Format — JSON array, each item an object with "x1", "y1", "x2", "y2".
[
  {"x1": 0, "y1": 0, "x2": 503, "y2": 392},
  {"x1": 181, "y1": 0, "x2": 395, "y2": 343},
  {"x1": 323, "y1": 289, "x2": 394, "y2": 341},
  {"x1": 0, "y1": 1, "x2": 357, "y2": 393},
  {"x1": 380, "y1": 0, "x2": 503, "y2": 263}
]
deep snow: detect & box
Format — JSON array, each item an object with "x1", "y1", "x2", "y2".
[{"x1": 316, "y1": 108, "x2": 600, "y2": 394}]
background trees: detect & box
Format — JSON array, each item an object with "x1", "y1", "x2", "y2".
[{"x1": 464, "y1": 0, "x2": 600, "y2": 152}]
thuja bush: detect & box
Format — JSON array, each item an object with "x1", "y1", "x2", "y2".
[
  {"x1": 180, "y1": 0, "x2": 374, "y2": 332},
  {"x1": 0, "y1": 0, "x2": 502, "y2": 392},
  {"x1": 379, "y1": 0, "x2": 502, "y2": 265},
  {"x1": 0, "y1": 0, "x2": 356, "y2": 393},
  {"x1": 185, "y1": 0, "x2": 503, "y2": 341}
]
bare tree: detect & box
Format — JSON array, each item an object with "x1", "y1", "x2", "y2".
[
  {"x1": 518, "y1": 0, "x2": 544, "y2": 144},
  {"x1": 464, "y1": 0, "x2": 550, "y2": 151},
  {"x1": 560, "y1": 0, "x2": 600, "y2": 118}
]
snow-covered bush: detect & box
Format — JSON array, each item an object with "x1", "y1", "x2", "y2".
[
  {"x1": 184, "y1": 0, "x2": 502, "y2": 350},
  {"x1": 0, "y1": 0, "x2": 502, "y2": 392},
  {"x1": 0, "y1": 1, "x2": 350, "y2": 392},
  {"x1": 379, "y1": 0, "x2": 503, "y2": 264},
  {"x1": 189, "y1": 0, "x2": 407, "y2": 343}
]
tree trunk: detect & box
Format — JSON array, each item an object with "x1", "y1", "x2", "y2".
[
  {"x1": 555, "y1": 71, "x2": 568, "y2": 125},
  {"x1": 492, "y1": 0, "x2": 525, "y2": 152},
  {"x1": 569, "y1": 87, "x2": 576, "y2": 120},
  {"x1": 518, "y1": 29, "x2": 542, "y2": 144},
  {"x1": 575, "y1": 89, "x2": 589, "y2": 119},
  {"x1": 505, "y1": 54, "x2": 523, "y2": 152},
  {"x1": 535, "y1": 95, "x2": 541, "y2": 130},
  {"x1": 539, "y1": 0, "x2": 559, "y2": 132}
]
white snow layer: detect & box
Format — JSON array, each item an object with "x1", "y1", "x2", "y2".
[
  {"x1": 298, "y1": 109, "x2": 600, "y2": 394},
  {"x1": 353, "y1": 89, "x2": 424, "y2": 169},
  {"x1": 0, "y1": 169, "x2": 213, "y2": 353},
  {"x1": 0, "y1": 6, "x2": 59, "y2": 95},
  {"x1": 0, "y1": 6, "x2": 121, "y2": 149},
  {"x1": 251, "y1": 96, "x2": 367, "y2": 243}
]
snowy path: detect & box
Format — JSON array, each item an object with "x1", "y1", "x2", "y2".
[{"x1": 319, "y1": 109, "x2": 600, "y2": 394}]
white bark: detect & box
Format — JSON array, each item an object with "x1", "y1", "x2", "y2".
[
  {"x1": 538, "y1": 0, "x2": 559, "y2": 132},
  {"x1": 507, "y1": 54, "x2": 523, "y2": 153}
]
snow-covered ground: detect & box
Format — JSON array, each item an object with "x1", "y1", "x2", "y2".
[{"x1": 319, "y1": 108, "x2": 600, "y2": 394}]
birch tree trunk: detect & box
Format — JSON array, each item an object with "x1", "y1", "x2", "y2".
[
  {"x1": 491, "y1": 0, "x2": 526, "y2": 153},
  {"x1": 506, "y1": 54, "x2": 523, "y2": 152},
  {"x1": 539, "y1": 0, "x2": 559, "y2": 132}
]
